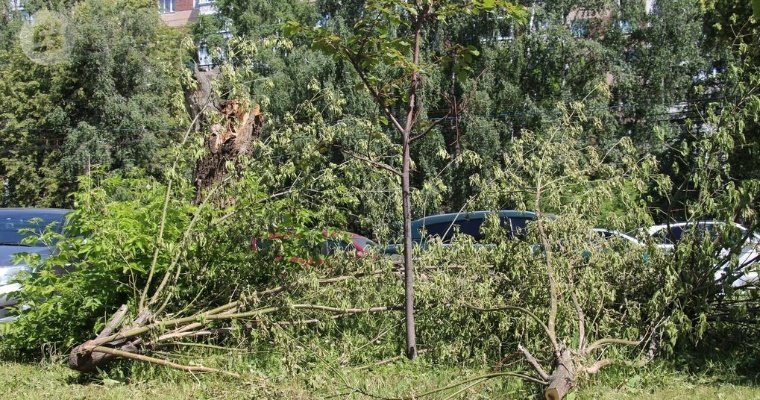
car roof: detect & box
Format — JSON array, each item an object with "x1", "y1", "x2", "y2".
[
  {"x1": 412, "y1": 210, "x2": 538, "y2": 227},
  {"x1": 0, "y1": 208, "x2": 72, "y2": 214},
  {"x1": 411, "y1": 210, "x2": 539, "y2": 239},
  {"x1": 647, "y1": 221, "x2": 747, "y2": 236}
]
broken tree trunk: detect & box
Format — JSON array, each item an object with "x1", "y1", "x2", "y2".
[
  {"x1": 184, "y1": 65, "x2": 223, "y2": 133},
  {"x1": 192, "y1": 100, "x2": 263, "y2": 204},
  {"x1": 69, "y1": 307, "x2": 150, "y2": 373},
  {"x1": 543, "y1": 346, "x2": 576, "y2": 400},
  {"x1": 67, "y1": 268, "x2": 404, "y2": 374}
]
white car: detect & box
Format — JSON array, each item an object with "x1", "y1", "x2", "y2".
[
  {"x1": 0, "y1": 208, "x2": 70, "y2": 322},
  {"x1": 592, "y1": 228, "x2": 643, "y2": 246},
  {"x1": 646, "y1": 221, "x2": 760, "y2": 288}
]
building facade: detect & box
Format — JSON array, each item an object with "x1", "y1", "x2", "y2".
[{"x1": 158, "y1": 0, "x2": 216, "y2": 27}]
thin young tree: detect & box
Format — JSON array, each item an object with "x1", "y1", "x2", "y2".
[{"x1": 288, "y1": 0, "x2": 526, "y2": 360}]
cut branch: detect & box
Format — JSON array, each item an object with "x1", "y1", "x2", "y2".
[
  {"x1": 584, "y1": 357, "x2": 650, "y2": 375},
  {"x1": 96, "y1": 304, "x2": 129, "y2": 339},
  {"x1": 91, "y1": 346, "x2": 239, "y2": 378},
  {"x1": 571, "y1": 291, "x2": 586, "y2": 351},
  {"x1": 140, "y1": 109, "x2": 205, "y2": 312},
  {"x1": 342, "y1": 149, "x2": 402, "y2": 176},
  {"x1": 70, "y1": 299, "x2": 402, "y2": 373},
  {"x1": 518, "y1": 344, "x2": 549, "y2": 381},
  {"x1": 584, "y1": 338, "x2": 641, "y2": 354}
]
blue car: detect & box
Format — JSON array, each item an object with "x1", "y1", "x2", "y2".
[
  {"x1": 385, "y1": 210, "x2": 539, "y2": 254},
  {"x1": 0, "y1": 208, "x2": 70, "y2": 322}
]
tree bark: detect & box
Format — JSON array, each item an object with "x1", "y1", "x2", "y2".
[
  {"x1": 69, "y1": 308, "x2": 151, "y2": 373},
  {"x1": 401, "y1": 7, "x2": 429, "y2": 361},
  {"x1": 401, "y1": 129, "x2": 416, "y2": 360},
  {"x1": 184, "y1": 65, "x2": 222, "y2": 132},
  {"x1": 544, "y1": 347, "x2": 576, "y2": 400}
]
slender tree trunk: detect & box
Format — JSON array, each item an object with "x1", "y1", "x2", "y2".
[
  {"x1": 400, "y1": 11, "x2": 425, "y2": 361},
  {"x1": 401, "y1": 133, "x2": 416, "y2": 360}
]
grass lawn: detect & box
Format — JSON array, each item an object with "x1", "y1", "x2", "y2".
[{"x1": 2, "y1": 361, "x2": 759, "y2": 399}]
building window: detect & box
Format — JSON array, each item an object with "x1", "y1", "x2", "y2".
[
  {"x1": 158, "y1": 0, "x2": 175, "y2": 13},
  {"x1": 645, "y1": 0, "x2": 655, "y2": 15},
  {"x1": 197, "y1": 41, "x2": 212, "y2": 68},
  {"x1": 195, "y1": 0, "x2": 214, "y2": 7},
  {"x1": 617, "y1": 19, "x2": 632, "y2": 34},
  {"x1": 570, "y1": 20, "x2": 588, "y2": 38}
]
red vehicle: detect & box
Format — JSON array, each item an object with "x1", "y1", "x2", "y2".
[{"x1": 251, "y1": 231, "x2": 376, "y2": 265}]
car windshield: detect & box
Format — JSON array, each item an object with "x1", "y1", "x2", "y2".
[
  {"x1": 0, "y1": 211, "x2": 67, "y2": 246},
  {"x1": 654, "y1": 223, "x2": 755, "y2": 246}
]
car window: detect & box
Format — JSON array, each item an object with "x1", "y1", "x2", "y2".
[
  {"x1": 595, "y1": 230, "x2": 614, "y2": 239},
  {"x1": 681, "y1": 224, "x2": 714, "y2": 242},
  {"x1": 422, "y1": 222, "x2": 457, "y2": 241},
  {"x1": 663, "y1": 224, "x2": 719, "y2": 244},
  {"x1": 457, "y1": 219, "x2": 484, "y2": 240},
  {"x1": 0, "y1": 212, "x2": 67, "y2": 246},
  {"x1": 699, "y1": 223, "x2": 719, "y2": 241},
  {"x1": 506, "y1": 217, "x2": 530, "y2": 238},
  {"x1": 422, "y1": 218, "x2": 484, "y2": 242},
  {"x1": 666, "y1": 226, "x2": 684, "y2": 244},
  {"x1": 652, "y1": 227, "x2": 675, "y2": 244},
  {"x1": 667, "y1": 226, "x2": 689, "y2": 244}
]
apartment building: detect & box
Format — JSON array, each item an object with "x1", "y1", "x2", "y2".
[
  {"x1": 565, "y1": 0, "x2": 656, "y2": 38},
  {"x1": 158, "y1": 0, "x2": 226, "y2": 68},
  {"x1": 6, "y1": 0, "x2": 29, "y2": 20},
  {"x1": 158, "y1": 0, "x2": 216, "y2": 28}
]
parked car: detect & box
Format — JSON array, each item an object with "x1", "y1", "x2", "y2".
[
  {"x1": 592, "y1": 228, "x2": 642, "y2": 246},
  {"x1": 0, "y1": 208, "x2": 71, "y2": 322},
  {"x1": 582, "y1": 227, "x2": 650, "y2": 262},
  {"x1": 413, "y1": 210, "x2": 538, "y2": 242},
  {"x1": 252, "y1": 230, "x2": 376, "y2": 265},
  {"x1": 646, "y1": 221, "x2": 760, "y2": 287},
  {"x1": 385, "y1": 210, "x2": 539, "y2": 254}
]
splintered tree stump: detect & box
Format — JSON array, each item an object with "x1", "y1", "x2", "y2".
[
  {"x1": 544, "y1": 347, "x2": 576, "y2": 400},
  {"x1": 192, "y1": 100, "x2": 263, "y2": 204},
  {"x1": 185, "y1": 65, "x2": 223, "y2": 133},
  {"x1": 183, "y1": 63, "x2": 264, "y2": 204}
]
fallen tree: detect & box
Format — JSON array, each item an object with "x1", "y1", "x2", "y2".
[
  {"x1": 8, "y1": 70, "x2": 751, "y2": 400},
  {"x1": 57, "y1": 105, "x2": 668, "y2": 399},
  {"x1": 68, "y1": 266, "x2": 405, "y2": 374}
]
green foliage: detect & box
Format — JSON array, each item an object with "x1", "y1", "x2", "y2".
[
  {"x1": 0, "y1": 0, "x2": 187, "y2": 207},
  {"x1": 1, "y1": 1, "x2": 759, "y2": 396},
  {"x1": 1, "y1": 173, "x2": 193, "y2": 355}
]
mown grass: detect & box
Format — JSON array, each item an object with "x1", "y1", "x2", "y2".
[{"x1": 2, "y1": 359, "x2": 759, "y2": 399}]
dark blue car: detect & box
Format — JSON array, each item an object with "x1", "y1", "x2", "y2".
[
  {"x1": 385, "y1": 210, "x2": 539, "y2": 254},
  {"x1": 0, "y1": 208, "x2": 70, "y2": 322}
]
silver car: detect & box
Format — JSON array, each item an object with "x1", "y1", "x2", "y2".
[
  {"x1": 0, "y1": 208, "x2": 70, "y2": 322},
  {"x1": 646, "y1": 221, "x2": 760, "y2": 288}
]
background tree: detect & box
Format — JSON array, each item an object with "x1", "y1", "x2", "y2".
[{"x1": 0, "y1": 0, "x2": 186, "y2": 206}]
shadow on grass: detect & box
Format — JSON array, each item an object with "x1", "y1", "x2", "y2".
[{"x1": 668, "y1": 325, "x2": 760, "y2": 386}]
